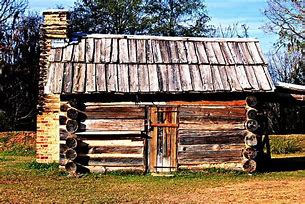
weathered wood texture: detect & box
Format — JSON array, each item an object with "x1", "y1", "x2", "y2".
[
  {"x1": 60, "y1": 102, "x2": 146, "y2": 172},
  {"x1": 45, "y1": 36, "x2": 274, "y2": 94},
  {"x1": 177, "y1": 101, "x2": 246, "y2": 167},
  {"x1": 149, "y1": 107, "x2": 178, "y2": 173}
]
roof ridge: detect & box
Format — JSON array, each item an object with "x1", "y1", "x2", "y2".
[{"x1": 81, "y1": 34, "x2": 259, "y2": 42}]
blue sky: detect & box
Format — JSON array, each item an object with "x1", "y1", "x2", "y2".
[{"x1": 27, "y1": 0, "x2": 277, "y2": 52}]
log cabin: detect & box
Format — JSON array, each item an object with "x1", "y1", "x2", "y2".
[{"x1": 37, "y1": 10, "x2": 304, "y2": 175}]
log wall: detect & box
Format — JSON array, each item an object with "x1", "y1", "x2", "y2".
[
  {"x1": 59, "y1": 101, "x2": 147, "y2": 173},
  {"x1": 59, "y1": 98, "x2": 252, "y2": 173},
  {"x1": 176, "y1": 100, "x2": 246, "y2": 170}
]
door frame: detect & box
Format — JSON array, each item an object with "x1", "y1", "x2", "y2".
[{"x1": 148, "y1": 106, "x2": 178, "y2": 173}]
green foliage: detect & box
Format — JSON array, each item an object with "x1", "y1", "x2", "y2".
[
  {"x1": 71, "y1": 0, "x2": 214, "y2": 36},
  {"x1": 270, "y1": 136, "x2": 303, "y2": 154},
  {"x1": 26, "y1": 161, "x2": 59, "y2": 171},
  {"x1": 71, "y1": 0, "x2": 144, "y2": 34},
  {"x1": 142, "y1": 0, "x2": 213, "y2": 36}
]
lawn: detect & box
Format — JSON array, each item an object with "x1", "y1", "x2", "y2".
[{"x1": 0, "y1": 155, "x2": 305, "y2": 203}]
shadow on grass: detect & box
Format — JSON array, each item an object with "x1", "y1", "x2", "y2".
[{"x1": 262, "y1": 156, "x2": 305, "y2": 172}]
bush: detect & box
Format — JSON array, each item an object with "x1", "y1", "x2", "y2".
[{"x1": 270, "y1": 136, "x2": 303, "y2": 154}]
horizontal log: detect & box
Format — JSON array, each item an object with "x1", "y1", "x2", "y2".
[
  {"x1": 60, "y1": 158, "x2": 145, "y2": 169},
  {"x1": 246, "y1": 108, "x2": 258, "y2": 120},
  {"x1": 179, "y1": 119, "x2": 244, "y2": 130},
  {"x1": 65, "y1": 162, "x2": 90, "y2": 174},
  {"x1": 178, "y1": 157, "x2": 243, "y2": 164},
  {"x1": 75, "y1": 156, "x2": 144, "y2": 166},
  {"x1": 88, "y1": 166, "x2": 145, "y2": 173},
  {"x1": 66, "y1": 137, "x2": 81, "y2": 149},
  {"x1": 66, "y1": 120, "x2": 79, "y2": 133},
  {"x1": 60, "y1": 128, "x2": 73, "y2": 140},
  {"x1": 67, "y1": 108, "x2": 87, "y2": 121},
  {"x1": 84, "y1": 106, "x2": 146, "y2": 119},
  {"x1": 76, "y1": 134, "x2": 144, "y2": 141},
  {"x1": 245, "y1": 119, "x2": 259, "y2": 132},
  {"x1": 178, "y1": 144, "x2": 244, "y2": 152},
  {"x1": 245, "y1": 96, "x2": 257, "y2": 107},
  {"x1": 244, "y1": 133, "x2": 258, "y2": 147},
  {"x1": 60, "y1": 100, "x2": 86, "y2": 112},
  {"x1": 78, "y1": 153, "x2": 143, "y2": 158},
  {"x1": 79, "y1": 140, "x2": 144, "y2": 147},
  {"x1": 242, "y1": 159, "x2": 257, "y2": 173},
  {"x1": 88, "y1": 146, "x2": 143, "y2": 154},
  {"x1": 76, "y1": 131, "x2": 143, "y2": 135},
  {"x1": 60, "y1": 128, "x2": 144, "y2": 140},
  {"x1": 167, "y1": 100, "x2": 246, "y2": 106},
  {"x1": 64, "y1": 148, "x2": 77, "y2": 160},
  {"x1": 178, "y1": 163, "x2": 243, "y2": 171},
  {"x1": 242, "y1": 147, "x2": 257, "y2": 160},
  {"x1": 178, "y1": 149, "x2": 242, "y2": 160},
  {"x1": 82, "y1": 119, "x2": 145, "y2": 131},
  {"x1": 179, "y1": 106, "x2": 246, "y2": 119},
  {"x1": 179, "y1": 115, "x2": 245, "y2": 126},
  {"x1": 178, "y1": 130, "x2": 246, "y2": 145}
]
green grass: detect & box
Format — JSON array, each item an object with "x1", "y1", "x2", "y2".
[
  {"x1": 25, "y1": 161, "x2": 59, "y2": 171},
  {"x1": 270, "y1": 135, "x2": 305, "y2": 154},
  {"x1": 0, "y1": 145, "x2": 35, "y2": 156},
  {"x1": 0, "y1": 157, "x2": 10, "y2": 162},
  {"x1": 0, "y1": 155, "x2": 305, "y2": 203}
]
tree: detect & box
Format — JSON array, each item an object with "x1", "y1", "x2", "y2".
[
  {"x1": 0, "y1": 0, "x2": 41, "y2": 130},
  {"x1": 142, "y1": 0, "x2": 213, "y2": 36},
  {"x1": 71, "y1": 0, "x2": 144, "y2": 34},
  {"x1": 0, "y1": 0, "x2": 27, "y2": 26},
  {"x1": 71, "y1": 0, "x2": 214, "y2": 37},
  {"x1": 262, "y1": 0, "x2": 304, "y2": 85},
  {"x1": 267, "y1": 50, "x2": 304, "y2": 85},
  {"x1": 212, "y1": 23, "x2": 249, "y2": 38}
]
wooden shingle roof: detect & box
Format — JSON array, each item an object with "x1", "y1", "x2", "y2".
[{"x1": 45, "y1": 34, "x2": 275, "y2": 94}]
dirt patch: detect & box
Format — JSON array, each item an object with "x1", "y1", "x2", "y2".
[{"x1": 158, "y1": 179, "x2": 305, "y2": 203}]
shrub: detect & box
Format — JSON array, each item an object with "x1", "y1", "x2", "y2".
[{"x1": 270, "y1": 136, "x2": 302, "y2": 154}]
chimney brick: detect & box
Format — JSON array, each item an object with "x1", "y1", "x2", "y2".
[{"x1": 36, "y1": 10, "x2": 69, "y2": 163}]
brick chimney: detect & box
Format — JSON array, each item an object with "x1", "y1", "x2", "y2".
[
  {"x1": 39, "y1": 9, "x2": 69, "y2": 95},
  {"x1": 37, "y1": 10, "x2": 69, "y2": 163}
]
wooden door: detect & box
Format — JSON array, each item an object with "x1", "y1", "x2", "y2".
[{"x1": 149, "y1": 106, "x2": 178, "y2": 173}]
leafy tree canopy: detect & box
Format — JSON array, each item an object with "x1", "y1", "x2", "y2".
[{"x1": 71, "y1": 0, "x2": 214, "y2": 37}]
